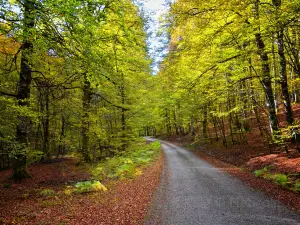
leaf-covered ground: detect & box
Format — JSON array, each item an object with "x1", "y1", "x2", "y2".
[{"x1": 0, "y1": 155, "x2": 163, "y2": 225}]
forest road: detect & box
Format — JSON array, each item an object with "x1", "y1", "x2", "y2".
[{"x1": 144, "y1": 138, "x2": 300, "y2": 225}]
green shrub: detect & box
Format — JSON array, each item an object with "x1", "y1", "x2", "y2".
[
  {"x1": 254, "y1": 167, "x2": 269, "y2": 177},
  {"x1": 3, "y1": 183, "x2": 11, "y2": 188},
  {"x1": 91, "y1": 140, "x2": 161, "y2": 180},
  {"x1": 272, "y1": 174, "x2": 289, "y2": 186},
  {"x1": 40, "y1": 189, "x2": 56, "y2": 197},
  {"x1": 254, "y1": 165, "x2": 274, "y2": 178},
  {"x1": 115, "y1": 163, "x2": 137, "y2": 179},
  {"x1": 74, "y1": 180, "x2": 107, "y2": 193}
]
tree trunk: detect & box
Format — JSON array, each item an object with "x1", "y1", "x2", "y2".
[
  {"x1": 277, "y1": 29, "x2": 294, "y2": 125},
  {"x1": 81, "y1": 73, "x2": 91, "y2": 162},
  {"x1": 12, "y1": 0, "x2": 36, "y2": 180},
  {"x1": 42, "y1": 86, "x2": 50, "y2": 158},
  {"x1": 174, "y1": 110, "x2": 180, "y2": 135},
  {"x1": 212, "y1": 116, "x2": 219, "y2": 141},
  {"x1": 57, "y1": 115, "x2": 66, "y2": 157},
  {"x1": 202, "y1": 104, "x2": 208, "y2": 139},
  {"x1": 120, "y1": 72, "x2": 126, "y2": 151},
  {"x1": 165, "y1": 109, "x2": 171, "y2": 135},
  {"x1": 254, "y1": 0, "x2": 279, "y2": 134},
  {"x1": 271, "y1": 41, "x2": 279, "y2": 110}
]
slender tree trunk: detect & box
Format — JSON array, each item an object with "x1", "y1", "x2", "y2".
[
  {"x1": 173, "y1": 108, "x2": 179, "y2": 135},
  {"x1": 202, "y1": 104, "x2": 208, "y2": 139},
  {"x1": 271, "y1": 41, "x2": 279, "y2": 110},
  {"x1": 57, "y1": 115, "x2": 66, "y2": 157},
  {"x1": 277, "y1": 29, "x2": 294, "y2": 125},
  {"x1": 165, "y1": 109, "x2": 171, "y2": 135},
  {"x1": 254, "y1": 0, "x2": 279, "y2": 134},
  {"x1": 219, "y1": 116, "x2": 227, "y2": 147},
  {"x1": 240, "y1": 81, "x2": 250, "y2": 132},
  {"x1": 212, "y1": 116, "x2": 219, "y2": 141},
  {"x1": 81, "y1": 73, "x2": 91, "y2": 162},
  {"x1": 289, "y1": 29, "x2": 300, "y2": 102},
  {"x1": 12, "y1": 0, "x2": 36, "y2": 179},
  {"x1": 42, "y1": 86, "x2": 50, "y2": 158},
  {"x1": 227, "y1": 97, "x2": 235, "y2": 145},
  {"x1": 190, "y1": 117, "x2": 196, "y2": 136},
  {"x1": 121, "y1": 88, "x2": 126, "y2": 149}
]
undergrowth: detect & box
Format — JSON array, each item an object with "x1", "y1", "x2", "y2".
[
  {"x1": 74, "y1": 180, "x2": 107, "y2": 193},
  {"x1": 40, "y1": 189, "x2": 56, "y2": 197},
  {"x1": 254, "y1": 166, "x2": 299, "y2": 192},
  {"x1": 62, "y1": 140, "x2": 161, "y2": 195},
  {"x1": 91, "y1": 140, "x2": 161, "y2": 180}
]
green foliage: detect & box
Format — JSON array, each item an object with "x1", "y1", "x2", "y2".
[
  {"x1": 74, "y1": 180, "x2": 107, "y2": 194},
  {"x1": 0, "y1": 0, "x2": 152, "y2": 176},
  {"x1": 272, "y1": 174, "x2": 289, "y2": 186},
  {"x1": 3, "y1": 183, "x2": 11, "y2": 188},
  {"x1": 39, "y1": 189, "x2": 56, "y2": 197},
  {"x1": 254, "y1": 167, "x2": 292, "y2": 188},
  {"x1": 92, "y1": 141, "x2": 161, "y2": 180},
  {"x1": 254, "y1": 168, "x2": 268, "y2": 177},
  {"x1": 254, "y1": 166, "x2": 273, "y2": 178}
]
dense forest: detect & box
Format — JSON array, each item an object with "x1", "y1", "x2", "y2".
[
  {"x1": 1, "y1": 0, "x2": 300, "y2": 224},
  {"x1": 153, "y1": 0, "x2": 300, "y2": 149},
  {"x1": 0, "y1": 0, "x2": 158, "y2": 179},
  {"x1": 0, "y1": 0, "x2": 300, "y2": 177}
]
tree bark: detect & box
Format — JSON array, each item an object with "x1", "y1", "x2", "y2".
[
  {"x1": 254, "y1": 0, "x2": 279, "y2": 134},
  {"x1": 57, "y1": 115, "x2": 66, "y2": 157},
  {"x1": 81, "y1": 73, "x2": 91, "y2": 162},
  {"x1": 12, "y1": 0, "x2": 36, "y2": 179},
  {"x1": 120, "y1": 79, "x2": 126, "y2": 151},
  {"x1": 202, "y1": 104, "x2": 208, "y2": 139},
  {"x1": 42, "y1": 86, "x2": 50, "y2": 158},
  {"x1": 277, "y1": 29, "x2": 294, "y2": 125}
]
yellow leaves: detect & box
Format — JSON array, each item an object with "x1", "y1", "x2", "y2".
[
  {"x1": 92, "y1": 181, "x2": 108, "y2": 192},
  {"x1": 64, "y1": 187, "x2": 73, "y2": 196},
  {"x1": 124, "y1": 159, "x2": 133, "y2": 164},
  {"x1": 135, "y1": 169, "x2": 143, "y2": 176},
  {"x1": 9, "y1": 0, "x2": 16, "y2": 5},
  {"x1": 0, "y1": 35, "x2": 21, "y2": 55},
  {"x1": 74, "y1": 181, "x2": 108, "y2": 194}
]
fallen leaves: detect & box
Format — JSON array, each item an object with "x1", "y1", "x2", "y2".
[{"x1": 0, "y1": 155, "x2": 163, "y2": 224}]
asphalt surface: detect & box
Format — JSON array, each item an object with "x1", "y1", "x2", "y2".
[{"x1": 145, "y1": 138, "x2": 300, "y2": 225}]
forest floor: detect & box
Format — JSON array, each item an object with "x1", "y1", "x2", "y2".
[{"x1": 0, "y1": 155, "x2": 163, "y2": 225}]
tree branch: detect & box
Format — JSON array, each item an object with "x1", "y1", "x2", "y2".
[
  {"x1": 0, "y1": 90, "x2": 17, "y2": 98},
  {"x1": 92, "y1": 92, "x2": 129, "y2": 111}
]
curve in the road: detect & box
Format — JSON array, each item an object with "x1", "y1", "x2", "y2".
[{"x1": 145, "y1": 139, "x2": 300, "y2": 225}]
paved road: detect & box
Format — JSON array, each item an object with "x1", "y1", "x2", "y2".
[{"x1": 145, "y1": 139, "x2": 300, "y2": 225}]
